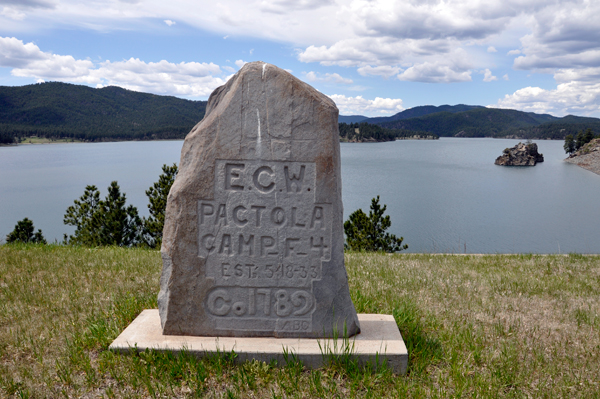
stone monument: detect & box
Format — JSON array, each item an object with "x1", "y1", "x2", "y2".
[{"x1": 158, "y1": 61, "x2": 360, "y2": 338}]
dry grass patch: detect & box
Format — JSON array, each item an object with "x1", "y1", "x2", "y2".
[
  {"x1": 0, "y1": 244, "x2": 159, "y2": 397},
  {"x1": 346, "y1": 253, "x2": 600, "y2": 397},
  {"x1": 1, "y1": 246, "x2": 599, "y2": 397}
]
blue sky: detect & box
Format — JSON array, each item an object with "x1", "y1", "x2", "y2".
[{"x1": 1, "y1": 0, "x2": 599, "y2": 117}]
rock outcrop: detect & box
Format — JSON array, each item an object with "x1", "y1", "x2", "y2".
[
  {"x1": 495, "y1": 142, "x2": 544, "y2": 166},
  {"x1": 564, "y1": 138, "x2": 600, "y2": 176}
]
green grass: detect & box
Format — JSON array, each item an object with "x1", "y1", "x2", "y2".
[{"x1": 1, "y1": 245, "x2": 599, "y2": 397}]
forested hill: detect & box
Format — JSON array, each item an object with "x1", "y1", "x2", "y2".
[
  {"x1": 0, "y1": 82, "x2": 207, "y2": 141},
  {"x1": 365, "y1": 104, "x2": 484, "y2": 124},
  {"x1": 2, "y1": 82, "x2": 599, "y2": 143},
  {"x1": 369, "y1": 106, "x2": 600, "y2": 139}
]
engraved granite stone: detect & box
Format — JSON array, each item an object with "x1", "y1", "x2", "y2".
[{"x1": 158, "y1": 61, "x2": 360, "y2": 338}]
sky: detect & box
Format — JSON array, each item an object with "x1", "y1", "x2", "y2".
[{"x1": 1, "y1": 0, "x2": 600, "y2": 118}]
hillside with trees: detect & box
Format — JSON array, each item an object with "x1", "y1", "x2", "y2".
[
  {"x1": 2, "y1": 82, "x2": 600, "y2": 143},
  {"x1": 366, "y1": 106, "x2": 599, "y2": 140},
  {"x1": 365, "y1": 104, "x2": 484, "y2": 124},
  {"x1": 563, "y1": 128, "x2": 599, "y2": 155},
  {"x1": 506, "y1": 117, "x2": 600, "y2": 140},
  {"x1": 0, "y1": 82, "x2": 207, "y2": 142},
  {"x1": 338, "y1": 122, "x2": 438, "y2": 142}
]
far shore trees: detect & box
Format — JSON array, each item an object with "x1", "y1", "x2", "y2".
[{"x1": 565, "y1": 128, "x2": 598, "y2": 155}]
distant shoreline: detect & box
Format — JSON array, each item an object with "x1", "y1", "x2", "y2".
[
  {"x1": 565, "y1": 153, "x2": 600, "y2": 176},
  {"x1": 1, "y1": 136, "x2": 566, "y2": 147},
  {"x1": 564, "y1": 139, "x2": 600, "y2": 176},
  {"x1": 1, "y1": 137, "x2": 185, "y2": 147}
]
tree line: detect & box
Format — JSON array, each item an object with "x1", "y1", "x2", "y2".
[
  {"x1": 338, "y1": 122, "x2": 437, "y2": 142},
  {"x1": 0, "y1": 82, "x2": 207, "y2": 142},
  {"x1": 6, "y1": 164, "x2": 409, "y2": 253},
  {"x1": 5, "y1": 82, "x2": 600, "y2": 143},
  {"x1": 5, "y1": 164, "x2": 178, "y2": 248},
  {"x1": 563, "y1": 128, "x2": 599, "y2": 155},
  {"x1": 0, "y1": 125, "x2": 192, "y2": 142},
  {"x1": 0, "y1": 132, "x2": 16, "y2": 145},
  {"x1": 377, "y1": 107, "x2": 600, "y2": 140}
]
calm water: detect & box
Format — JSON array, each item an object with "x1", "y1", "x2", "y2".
[{"x1": 1, "y1": 138, "x2": 599, "y2": 253}]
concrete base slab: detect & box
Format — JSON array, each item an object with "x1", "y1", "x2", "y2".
[{"x1": 109, "y1": 310, "x2": 408, "y2": 374}]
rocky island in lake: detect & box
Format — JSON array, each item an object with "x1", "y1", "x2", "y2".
[{"x1": 495, "y1": 142, "x2": 544, "y2": 166}]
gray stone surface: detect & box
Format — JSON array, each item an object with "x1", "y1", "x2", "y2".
[
  {"x1": 495, "y1": 142, "x2": 544, "y2": 166},
  {"x1": 158, "y1": 61, "x2": 360, "y2": 338},
  {"x1": 110, "y1": 310, "x2": 407, "y2": 374}
]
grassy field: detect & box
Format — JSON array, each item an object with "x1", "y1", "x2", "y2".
[{"x1": 0, "y1": 245, "x2": 599, "y2": 398}]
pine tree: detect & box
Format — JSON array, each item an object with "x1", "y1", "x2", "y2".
[
  {"x1": 6, "y1": 218, "x2": 47, "y2": 244},
  {"x1": 143, "y1": 164, "x2": 178, "y2": 248},
  {"x1": 63, "y1": 185, "x2": 102, "y2": 246},
  {"x1": 564, "y1": 134, "x2": 576, "y2": 155},
  {"x1": 64, "y1": 182, "x2": 142, "y2": 246},
  {"x1": 583, "y1": 128, "x2": 595, "y2": 146},
  {"x1": 97, "y1": 181, "x2": 142, "y2": 246},
  {"x1": 344, "y1": 196, "x2": 408, "y2": 252}
]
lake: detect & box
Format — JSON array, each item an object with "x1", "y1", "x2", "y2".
[{"x1": 1, "y1": 138, "x2": 599, "y2": 253}]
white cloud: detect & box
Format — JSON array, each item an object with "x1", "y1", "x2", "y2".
[
  {"x1": 1, "y1": 0, "x2": 54, "y2": 19},
  {"x1": 482, "y1": 69, "x2": 497, "y2": 82},
  {"x1": 1, "y1": 0, "x2": 55, "y2": 7},
  {"x1": 357, "y1": 65, "x2": 401, "y2": 79},
  {"x1": 304, "y1": 71, "x2": 353, "y2": 84},
  {"x1": 0, "y1": 36, "x2": 226, "y2": 98},
  {"x1": 5, "y1": 0, "x2": 600, "y2": 116},
  {"x1": 0, "y1": 37, "x2": 48, "y2": 68},
  {"x1": 511, "y1": 1, "x2": 600, "y2": 72},
  {"x1": 234, "y1": 59, "x2": 247, "y2": 68},
  {"x1": 495, "y1": 84, "x2": 600, "y2": 116},
  {"x1": 0, "y1": 36, "x2": 93, "y2": 77},
  {"x1": 164, "y1": 19, "x2": 176, "y2": 26},
  {"x1": 494, "y1": 70, "x2": 600, "y2": 116},
  {"x1": 298, "y1": 36, "x2": 453, "y2": 67},
  {"x1": 298, "y1": 37, "x2": 478, "y2": 83},
  {"x1": 503, "y1": 74, "x2": 509, "y2": 81},
  {"x1": 554, "y1": 67, "x2": 600, "y2": 84},
  {"x1": 398, "y1": 61, "x2": 472, "y2": 83},
  {"x1": 259, "y1": 0, "x2": 334, "y2": 14},
  {"x1": 329, "y1": 94, "x2": 403, "y2": 116},
  {"x1": 514, "y1": 50, "x2": 600, "y2": 71},
  {"x1": 91, "y1": 58, "x2": 224, "y2": 97},
  {"x1": 294, "y1": 0, "x2": 543, "y2": 74},
  {"x1": 0, "y1": 0, "x2": 532, "y2": 51},
  {"x1": 1, "y1": 7, "x2": 25, "y2": 20},
  {"x1": 348, "y1": 0, "x2": 517, "y2": 42}
]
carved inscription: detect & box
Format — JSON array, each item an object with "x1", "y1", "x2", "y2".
[{"x1": 198, "y1": 160, "x2": 332, "y2": 331}]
